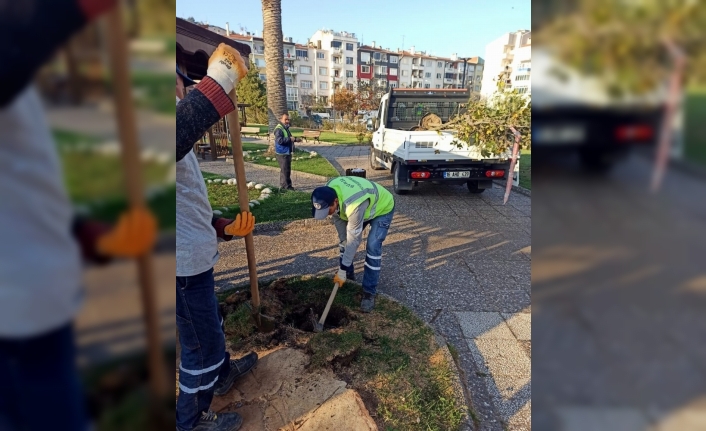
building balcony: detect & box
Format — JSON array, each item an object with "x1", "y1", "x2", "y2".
[
  {"x1": 411, "y1": 64, "x2": 422, "y2": 69},
  {"x1": 444, "y1": 78, "x2": 454, "y2": 83},
  {"x1": 285, "y1": 66, "x2": 297, "y2": 74},
  {"x1": 332, "y1": 47, "x2": 342, "y2": 54}
]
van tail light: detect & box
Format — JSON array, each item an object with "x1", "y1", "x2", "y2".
[
  {"x1": 485, "y1": 170, "x2": 505, "y2": 178},
  {"x1": 410, "y1": 171, "x2": 431, "y2": 179}
]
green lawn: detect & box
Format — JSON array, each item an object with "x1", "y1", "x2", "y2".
[
  {"x1": 202, "y1": 172, "x2": 312, "y2": 223},
  {"x1": 54, "y1": 130, "x2": 175, "y2": 230},
  {"x1": 236, "y1": 142, "x2": 339, "y2": 178},
  {"x1": 685, "y1": 87, "x2": 706, "y2": 166},
  {"x1": 519, "y1": 149, "x2": 531, "y2": 190},
  {"x1": 247, "y1": 124, "x2": 363, "y2": 145},
  {"x1": 104, "y1": 72, "x2": 174, "y2": 116}
]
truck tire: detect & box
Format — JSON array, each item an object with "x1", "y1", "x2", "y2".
[
  {"x1": 369, "y1": 147, "x2": 385, "y2": 170},
  {"x1": 392, "y1": 163, "x2": 409, "y2": 195},
  {"x1": 466, "y1": 181, "x2": 486, "y2": 194}
]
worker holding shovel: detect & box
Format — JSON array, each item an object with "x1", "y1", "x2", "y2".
[
  {"x1": 0, "y1": 0, "x2": 159, "y2": 430},
  {"x1": 176, "y1": 44, "x2": 260, "y2": 431},
  {"x1": 311, "y1": 176, "x2": 395, "y2": 312}
]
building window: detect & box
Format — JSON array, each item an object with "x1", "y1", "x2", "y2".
[
  {"x1": 517, "y1": 86, "x2": 529, "y2": 94},
  {"x1": 333, "y1": 57, "x2": 341, "y2": 64},
  {"x1": 331, "y1": 41, "x2": 342, "y2": 48},
  {"x1": 346, "y1": 43, "x2": 354, "y2": 51},
  {"x1": 475, "y1": 85, "x2": 480, "y2": 91},
  {"x1": 390, "y1": 82, "x2": 398, "y2": 88},
  {"x1": 346, "y1": 70, "x2": 354, "y2": 78},
  {"x1": 346, "y1": 57, "x2": 353, "y2": 65},
  {"x1": 401, "y1": 70, "x2": 408, "y2": 76},
  {"x1": 319, "y1": 67, "x2": 328, "y2": 76},
  {"x1": 320, "y1": 82, "x2": 329, "y2": 90},
  {"x1": 437, "y1": 61, "x2": 442, "y2": 68},
  {"x1": 389, "y1": 68, "x2": 398, "y2": 76},
  {"x1": 435, "y1": 84, "x2": 441, "y2": 89},
  {"x1": 301, "y1": 80, "x2": 312, "y2": 89},
  {"x1": 296, "y1": 49, "x2": 308, "y2": 59},
  {"x1": 424, "y1": 83, "x2": 430, "y2": 88},
  {"x1": 445, "y1": 73, "x2": 455, "y2": 79},
  {"x1": 255, "y1": 59, "x2": 266, "y2": 67},
  {"x1": 286, "y1": 87, "x2": 298, "y2": 101},
  {"x1": 436, "y1": 73, "x2": 442, "y2": 79},
  {"x1": 360, "y1": 52, "x2": 370, "y2": 63},
  {"x1": 300, "y1": 66, "x2": 312, "y2": 74},
  {"x1": 361, "y1": 65, "x2": 370, "y2": 73},
  {"x1": 320, "y1": 96, "x2": 328, "y2": 104},
  {"x1": 259, "y1": 74, "x2": 266, "y2": 81},
  {"x1": 285, "y1": 76, "x2": 294, "y2": 85},
  {"x1": 381, "y1": 54, "x2": 387, "y2": 62},
  {"x1": 515, "y1": 74, "x2": 530, "y2": 81},
  {"x1": 390, "y1": 56, "x2": 398, "y2": 63},
  {"x1": 373, "y1": 52, "x2": 381, "y2": 60},
  {"x1": 425, "y1": 72, "x2": 431, "y2": 78},
  {"x1": 317, "y1": 52, "x2": 325, "y2": 59},
  {"x1": 287, "y1": 101, "x2": 297, "y2": 111},
  {"x1": 346, "y1": 83, "x2": 354, "y2": 90},
  {"x1": 334, "y1": 70, "x2": 340, "y2": 78},
  {"x1": 255, "y1": 45, "x2": 264, "y2": 54}
]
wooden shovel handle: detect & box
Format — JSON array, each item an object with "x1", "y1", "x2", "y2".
[
  {"x1": 318, "y1": 282, "x2": 341, "y2": 327},
  {"x1": 104, "y1": 7, "x2": 166, "y2": 397},
  {"x1": 226, "y1": 90, "x2": 259, "y2": 310}
]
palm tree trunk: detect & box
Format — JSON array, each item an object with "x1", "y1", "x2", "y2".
[{"x1": 261, "y1": 0, "x2": 288, "y2": 154}]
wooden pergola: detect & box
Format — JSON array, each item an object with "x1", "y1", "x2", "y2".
[{"x1": 177, "y1": 18, "x2": 252, "y2": 160}]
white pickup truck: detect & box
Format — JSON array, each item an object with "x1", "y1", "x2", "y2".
[{"x1": 367, "y1": 88, "x2": 513, "y2": 194}]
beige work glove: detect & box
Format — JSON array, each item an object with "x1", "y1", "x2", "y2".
[{"x1": 207, "y1": 43, "x2": 248, "y2": 94}]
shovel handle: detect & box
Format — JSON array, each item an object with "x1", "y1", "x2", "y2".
[
  {"x1": 318, "y1": 282, "x2": 341, "y2": 327},
  {"x1": 226, "y1": 91, "x2": 259, "y2": 314}
]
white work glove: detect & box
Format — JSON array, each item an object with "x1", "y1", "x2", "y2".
[
  {"x1": 207, "y1": 43, "x2": 248, "y2": 94},
  {"x1": 333, "y1": 269, "x2": 347, "y2": 286}
]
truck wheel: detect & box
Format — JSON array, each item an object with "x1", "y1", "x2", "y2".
[
  {"x1": 466, "y1": 181, "x2": 486, "y2": 194},
  {"x1": 369, "y1": 147, "x2": 385, "y2": 170},
  {"x1": 392, "y1": 163, "x2": 409, "y2": 195}
]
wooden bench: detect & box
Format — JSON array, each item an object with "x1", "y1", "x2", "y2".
[
  {"x1": 241, "y1": 126, "x2": 264, "y2": 138},
  {"x1": 301, "y1": 130, "x2": 321, "y2": 143}
]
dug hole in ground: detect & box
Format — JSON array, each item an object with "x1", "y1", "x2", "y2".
[{"x1": 176, "y1": 276, "x2": 470, "y2": 431}]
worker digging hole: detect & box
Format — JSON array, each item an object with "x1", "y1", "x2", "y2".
[{"x1": 219, "y1": 278, "x2": 358, "y2": 338}]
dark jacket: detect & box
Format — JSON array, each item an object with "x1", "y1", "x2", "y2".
[
  {"x1": 274, "y1": 124, "x2": 294, "y2": 155},
  {"x1": 177, "y1": 77, "x2": 241, "y2": 240}
]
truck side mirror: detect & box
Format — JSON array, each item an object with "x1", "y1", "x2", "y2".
[{"x1": 366, "y1": 118, "x2": 374, "y2": 131}]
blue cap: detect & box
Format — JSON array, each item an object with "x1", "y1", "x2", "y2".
[
  {"x1": 311, "y1": 186, "x2": 337, "y2": 219},
  {"x1": 177, "y1": 64, "x2": 197, "y2": 87}
]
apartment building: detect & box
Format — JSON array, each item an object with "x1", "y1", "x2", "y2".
[
  {"x1": 357, "y1": 42, "x2": 399, "y2": 90},
  {"x1": 396, "y1": 48, "x2": 483, "y2": 92},
  {"x1": 481, "y1": 30, "x2": 531, "y2": 98},
  {"x1": 306, "y1": 29, "x2": 359, "y2": 104}
]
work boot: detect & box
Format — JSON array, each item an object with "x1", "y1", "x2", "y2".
[
  {"x1": 213, "y1": 352, "x2": 258, "y2": 396},
  {"x1": 361, "y1": 293, "x2": 375, "y2": 313},
  {"x1": 189, "y1": 410, "x2": 243, "y2": 431}
]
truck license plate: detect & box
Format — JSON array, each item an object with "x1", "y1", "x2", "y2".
[{"x1": 444, "y1": 171, "x2": 470, "y2": 178}]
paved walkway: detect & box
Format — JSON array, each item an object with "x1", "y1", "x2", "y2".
[{"x1": 209, "y1": 143, "x2": 532, "y2": 430}]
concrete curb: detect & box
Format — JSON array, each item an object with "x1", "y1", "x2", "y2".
[{"x1": 493, "y1": 180, "x2": 531, "y2": 197}]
